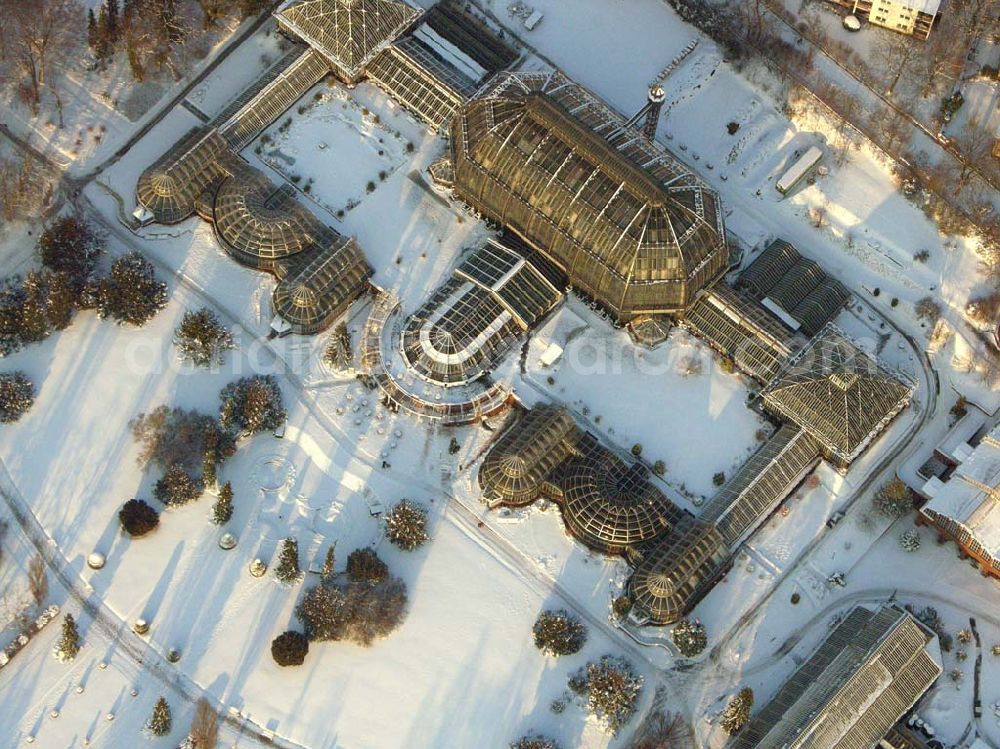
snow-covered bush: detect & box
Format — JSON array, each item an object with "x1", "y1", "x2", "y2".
[
  {"x1": 154, "y1": 464, "x2": 203, "y2": 506},
  {"x1": 569, "y1": 656, "x2": 643, "y2": 735},
  {"x1": 119, "y1": 499, "x2": 159, "y2": 537},
  {"x1": 211, "y1": 481, "x2": 234, "y2": 525},
  {"x1": 915, "y1": 296, "x2": 941, "y2": 325},
  {"x1": 343, "y1": 577, "x2": 408, "y2": 646},
  {"x1": 274, "y1": 537, "x2": 301, "y2": 583},
  {"x1": 346, "y1": 547, "x2": 388, "y2": 583},
  {"x1": 296, "y1": 584, "x2": 352, "y2": 641},
  {"x1": 174, "y1": 307, "x2": 234, "y2": 367},
  {"x1": 131, "y1": 405, "x2": 234, "y2": 476},
  {"x1": 532, "y1": 609, "x2": 587, "y2": 657},
  {"x1": 53, "y1": 613, "x2": 80, "y2": 662},
  {"x1": 219, "y1": 375, "x2": 286, "y2": 436},
  {"x1": 510, "y1": 736, "x2": 561, "y2": 749},
  {"x1": 271, "y1": 630, "x2": 309, "y2": 667},
  {"x1": 38, "y1": 216, "x2": 103, "y2": 292},
  {"x1": 384, "y1": 499, "x2": 429, "y2": 551},
  {"x1": 0, "y1": 371, "x2": 35, "y2": 423},
  {"x1": 671, "y1": 618, "x2": 707, "y2": 657},
  {"x1": 147, "y1": 696, "x2": 172, "y2": 736},
  {"x1": 899, "y1": 529, "x2": 921, "y2": 552},
  {"x1": 720, "y1": 687, "x2": 754, "y2": 735},
  {"x1": 296, "y1": 576, "x2": 408, "y2": 647},
  {"x1": 94, "y1": 251, "x2": 167, "y2": 326},
  {"x1": 611, "y1": 595, "x2": 632, "y2": 621},
  {"x1": 873, "y1": 478, "x2": 913, "y2": 518}
]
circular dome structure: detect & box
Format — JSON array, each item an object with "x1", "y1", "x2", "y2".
[
  {"x1": 557, "y1": 442, "x2": 682, "y2": 553},
  {"x1": 291, "y1": 284, "x2": 318, "y2": 309},
  {"x1": 627, "y1": 518, "x2": 729, "y2": 625},
  {"x1": 499, "y1": 455, "x2": 527, "y2": 479},
  {"x1": 478, "y1": 405, "x2": 581, "y2": 507},
  {"x1": 843, "y1": 14, "x2": 861, "y2": 30},
  {"x1": 213, "y1": 176, "x2": 315, "y2": 269}
]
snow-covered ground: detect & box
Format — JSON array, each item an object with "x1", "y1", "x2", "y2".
[
  {"x1": 520, "y1": 302, "x2": 772, "y2": 503},
  {"x1": 4, "y1": 0, "x2": 1000, "y2": 745}
]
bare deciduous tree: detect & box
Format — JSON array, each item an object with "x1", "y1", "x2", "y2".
[
  {"x1": 27, "y1": 554, "x2": 48, "y2": 607},
  {"x1": 875, "y1": 32, "x2": 919, "y2": 97},
  {"x1": 189, "y1": 697, "x2": 219, "y2": 749},
  {"x1": 952, "y1": 116, "x2": 994, "y2": 191},
  {"x1": 3, "y1": 0, "x2": 82, "y2": 115},
  {"x1": 0, "y1": 155, "x2": 51, "y2": 222}
]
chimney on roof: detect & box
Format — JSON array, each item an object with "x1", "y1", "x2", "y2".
[{"x1": 642, "y1": 84, "x2": 666, "y2": 141}]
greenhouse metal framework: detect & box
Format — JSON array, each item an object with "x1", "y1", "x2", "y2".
[
  {"x1": 761, "y1": 325, "x2": 915, "y2": 467},
  {"x1": 731, "y1": 605, "x2": 942, "y2": 749},
  {"x1": 553, "y1": 434, "x2": 686, "y2": 554},
  {"x1": 359, "y1": 292, "x2": 514, "y2": 425},
  {"x1": 478, "y1": 406, "x2": 687, "y2": 556},
  {"x1": 400, "y1": 240, "x2": 562, "y2": 386},
  {"x1": 685, "y1": 283, "x2": 797, "y2": 384},
  {"x1": 136, "y1": 0, "x2": 520, "y2": 336},
  {"x1": 276, "y1": 0, "x2": 518, "y2": 131},
  {"x1": 448, "y1": 71, "x2": 729, "y2": 322},
  {"x1": 626, "y1": 517, "x2": 729, "y2": 626},
  {"x1": 701, "y1": 424, "x2": 821, "y2": 547},
  {"x1": 478, "y1": 404, "x2": 582, "y2": 507},
  {"x1": 737, "y1": 239, "x2": 851, "y2": 337}
]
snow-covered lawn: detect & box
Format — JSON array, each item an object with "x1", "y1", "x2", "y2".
[
  {"x1": 248, "y1": 82, "x2": 410, "y2": 218},
  {"x1": 0, "y1": 229, "x2": 655, "y2": 748},
  {"x1": 524, "y1": 304, "x2": 771, "y2": 502}
]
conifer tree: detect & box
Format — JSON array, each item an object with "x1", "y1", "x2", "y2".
[
  {"x1": 87, "y1": 9, "x2": 99, "y2": 52},
  {"x1": 96, "y1": 5, "x2": 111, "y2": 61},
  {"x1": 321, "y1": 543, "x2": 336, "y2": 581},
  {"x1": 201, "y1": 422, "x2": 219, "y2": 488},
  {"x1": 384, "y1": 499, "x2": 430, "y2": 551},
  {"x1": 147, "y1": 696, "x2": 172, "y2": 737},
  {"x1": 54, "y1": 613, "x2": 81, "y2": 662},
  {"x1": 106, "y1": 0, "x2": 120, "y2": 44},
  {"x1": 0, "y1": 372, "x2": 35, "y2": 424},
  {"x1": 274, "y1": 537, "x2": 300, "y2": 583},
  {"x1": 212, "y1": 481, "x2": 233, "y2": 525}
]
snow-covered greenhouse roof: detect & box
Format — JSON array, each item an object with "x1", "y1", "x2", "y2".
[
  {"x1": 701, "y1": 424, "x2": 821, "y2": 548},
  {"x1": 365, "y1": 0, "x2": 517, "y2": 131},
  {"x1": 276, "y1": 0, "x2": 421, "y2": 82},
  {"x1": 737, "y1": 239, "x2": 851, "y2": 337},
  {"x1": 761, "y1": 325, "x2": 914, "y2": 465},
  {"x1": 552, "y1": 434, "x2": 684, "y2": 554},
  {"x1": 449, "y1": 71, "x2": 728, "y2": 321},
  {"x1": 732, "y1": 605, "x2": 941, "y2": 749},
  {"x1": 400, "y1": 241, "x2": 561, "y2": 386},
  {"x1": 478, "y1": 405, "x2": 582, "y2": 507},
  {"x1": 626, "y1": 517, "x2": 729, "y2": 625},
  {"x1": 685, "y1": 283, "x2": 795, "y2": 384},
  {"x1": 272, "y1": 234, "x2": 372, "y2": 335}
]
